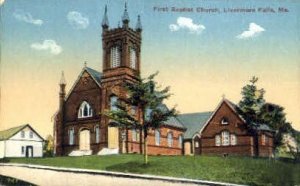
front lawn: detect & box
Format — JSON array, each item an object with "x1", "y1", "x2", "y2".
[{"x1": 3, "y1": 155, "x2": 300, "y2": 186}]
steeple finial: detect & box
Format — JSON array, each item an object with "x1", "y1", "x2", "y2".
[
  {"x1": 102, "y1": 5, "x2": 109, "y2": 29},
  {"x1": 135, "y1": 15, "x2": 142, "y2": 32},
  {"x1": 60, "y1": 71, "x2": 66, "y2": 85},
  {"x1": 122, "y1": 2, "x2": 130, "y2": 27}
]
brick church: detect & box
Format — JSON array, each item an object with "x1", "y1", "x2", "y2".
[{"x1": 54, "y1": 5, "x2": 274, "y2": 157}]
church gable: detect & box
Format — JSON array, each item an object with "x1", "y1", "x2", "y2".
[
  {"x1": 201, "y1": 100, "x2": 247, "y2": 137},
  {"x1": 64, "y1": 68, "x2": 102, "y2": 122}
]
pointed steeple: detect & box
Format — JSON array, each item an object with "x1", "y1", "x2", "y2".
[
  {"x1": 135, "y1": 15, "x2": 142, "y2": 32},
  {"x1": 102, "y1": 5, "x2": 109, "y2": 29},
  {"x1": 122, "y1": 2, "x2": 130, "y2": 28},
  {"x1": 59, "y1": 71, "x2": 66, "y2": 85}
]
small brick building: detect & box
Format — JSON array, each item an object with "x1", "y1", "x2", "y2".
[{"x1": 178, "y1": 99, "x2": 274, "y2": 157}]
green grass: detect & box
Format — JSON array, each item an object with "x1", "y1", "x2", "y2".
[{"x1": 3, "y1": 155, "x2": 300, "y2": 186}]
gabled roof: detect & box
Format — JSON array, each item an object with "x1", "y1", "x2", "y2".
[
  {"x1": 178, "y1": 112, "x2": 213, "y2": 139},
  {"x1": 0, "y1": 124, "x2": 44, "y2": 141},
  {"x1": 158, "y1": 104, "x2": 185, "y2": 129},
  {"x1": 65, "y1": 67, "x2": 102, "y2": 101}
]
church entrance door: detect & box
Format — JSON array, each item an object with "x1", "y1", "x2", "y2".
[
  {"x1": 108, "y1": 126, "x2": 119, "y2": 149},
  {"x1": 79, "y1": 129, "x2": 90, "y2": 151}
]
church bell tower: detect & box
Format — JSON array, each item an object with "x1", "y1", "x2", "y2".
[
  {"x1": 101, "y1": 3, "x2": 142, "y2": 82},
  {"x1": 100, "y1": 4, "x2": 143, "y2": 150}
]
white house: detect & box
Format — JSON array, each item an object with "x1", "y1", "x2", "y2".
[{"x1": 0, "y1": 124, "x2": 44, "y2": 158}]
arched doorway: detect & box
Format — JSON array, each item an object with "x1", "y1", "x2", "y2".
[{"x1": 79, "y1": 129, "x2": 90, "y2": 151}]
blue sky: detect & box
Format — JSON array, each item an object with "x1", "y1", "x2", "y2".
[{"x1": 0, "y1": 0, "x2": 299, "y2": 135}]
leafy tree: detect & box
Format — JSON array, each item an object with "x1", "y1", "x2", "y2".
[
  {"x1": 43, "y1": 135, "x2": 54, "y2": 157},
  {"x1": 287, "y1": 129, "x2": 300, "y2": 162},
  {"x1": 260, "y1": 103, "x2": 293, "y2": 148},
  {"x1": 104, "y1": 72, "x2": 176, "y2": 164}
]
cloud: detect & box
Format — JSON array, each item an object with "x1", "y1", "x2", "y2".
[
  {"x1": 0, "y1": 0, "x2": 5, "y2": 6},
  {"x1": 13, "y1": 10, "x2": 43, "y2": 25},
  {"x1": 237, "y1": 23, "x2": 265, "y2": 39},
  {"x1": 67, "y1": 11, "x2": 89, "y2": 29},
  {"x1": 31, "y1": 40, "x2": 62, "y2": 55},
  {"x1": 169, "y1": 17, "x2": 205, "y2": 34}
]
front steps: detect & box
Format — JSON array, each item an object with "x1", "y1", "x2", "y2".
[
  {"x1": 97, "y1": 148, "x2": 119, "y2": 156},
  {"x1": 68, "y1": 150, "x2": 92, "y2": 156}
]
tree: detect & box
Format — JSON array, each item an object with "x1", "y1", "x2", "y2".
[
  {"x1": 43, "y1": 135, "x2": 54, "y2": 157},
  {"x1": 259, "y1": 103, "x2": 293, "y2": 148},
  {"x1": 238, "y1": 76, "x2": 265, "y2": 125},
  {"x1": 104, "y1": 72, "x2": 176, "y2": 164},
  {"x1": 287, "y1": 129, "x2": 300, "y2": 162},
  {"x1": 238, "y1": 76, "x2": 294, "y2": 152}
]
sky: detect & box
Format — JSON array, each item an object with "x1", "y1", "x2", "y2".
[{"x1": 0, "y1": 0, "x2": 299, "y2": 137}]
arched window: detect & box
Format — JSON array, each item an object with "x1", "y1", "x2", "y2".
[
  {"x1": 110, "y1": 46, "x2": 121, "y2": 68},
  {"x1": 222, "y1": 131, "x2": 230, "y2": 146},
  {"x1": 95, "y1": 126, "x2": 100, "y2": 143},
  {"x1": 221, "y1": 117, "x2": 229, "y2": 125},
  {"x1": 215, "y1": 135, "x2": 221, "y2": 146},
  {"x1": 178, "y1": 135, "x2": 183, "y2": 148},
  {"x1": 130, "y1": 47, "x2": 137, "y2": 69},
  {"x1": 230, "y1": 134, "x2": 237, "y2": 145},
  {"x1": 69, "y1": 128, "x2": 74, "y2": 145},
  {"x1": 110, "y1": 96, "x2": 118, "y2": 111},
  {"x1": 78, "y1": 101, "x2": 93, "y2": 118},
  {"x1": 155, "y1": 129, "x2": 160, "y2": 146},
  {"x1": 132, "y1": 128, "x2": 137, "y2": 142},
  {"x1": 167, "y1": 132, "x2": 173, "y2": 147}
]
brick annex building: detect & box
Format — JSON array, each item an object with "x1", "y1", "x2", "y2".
[{"x1": 54, "y1": 5, "x2": 274, "y2": 157}]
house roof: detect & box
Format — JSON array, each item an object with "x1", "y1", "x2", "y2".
[
  {"x1": 178, "y1": 112, "x2": 213, "y2": 139},
  {"x1": 0, "y1": 124, "x2": 28, "y2": 141}
]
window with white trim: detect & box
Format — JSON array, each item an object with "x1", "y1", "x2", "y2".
[
  {"x1": 215, "y1": 135, "x2": 221, "y2": 146},
  {"x1": 110, "y1": 96, "x2": 118, "y2": 111},
  {"x1": 221, "y1": 117, "x2": 229, "y2": 125},
  {"x1": 195, "y1": 141, "x2": 199, "y2": 148},
  {"x1": 262, "y1": 134, "x2": 266, "y2": 145},
  {"x1": 222, "y1": 131, "x2": 230, "y2": 146},
  {"x1": 78, "y1": 101, "x2": 93, "y2": 118},
  {"x1": 132, "y1": 129, "x2": 137, "y2": 142},
  {"x1": 95, "y1": 126, "x2": 100, "y2": 143},
  {"x1": 29, "y1": 131, "x2": 33, "y2": 138},
  {"x1": 178, "y1": 135, "x2": 183, "y2": 148},
  {"x1": 130, "y1": 47, "x2": 137, "y2": 69},
  {"x1": 230, "y1": 134, "x2": 237, "y2": 145},
  {"x1": 110, "y1": 46, "x2": 121, "y2": 68},
  {"x1": 155, "y1": 129, "x2": 160, "y2": 146},
  {"x1": 167, "y1": 132, "x2": 173, "y2": 147},
  {"x1": 21, "y1": 131, "x2": 25, "y2": 138},
  {"x1": 69, "y1": 128, "x2": 74, "y2": 145}
]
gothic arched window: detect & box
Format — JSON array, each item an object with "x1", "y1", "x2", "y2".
[
  {"x1": 215, "y1": 135, "x2": 221, "y2": 146},
  {"x1": 69, "y1": 128, "x2": 74, "y2": 145},
  {"x1": 130, "y1": 47, "x2": 137, "y2": 69},
  {"x1": 78, "y1": 101, "x2": 93, "y2": 118},
  {"x1": 110, "y1": 46, "x2": 121, "y2": 68},
  {"x1": 178, "y1": 135, "x2": 183, "y2": 148}
]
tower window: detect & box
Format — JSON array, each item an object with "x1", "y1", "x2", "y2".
[
  {"x1": 130, "y1": 47, "x2": 137, "y2": 69},
  {"x1": 78, "y1": 101, "x2": 93, "y2": 118},
  {"x1": 110, "y1": 96, "x2": 118, "y2": 111},
  {"x1": 110, "y1": 46, "x2": 121, "y2": 68}
]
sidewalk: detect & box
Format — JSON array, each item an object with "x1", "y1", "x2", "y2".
[{"x1": 0, "y1": 163, "x2": 244, "y2": 186}]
